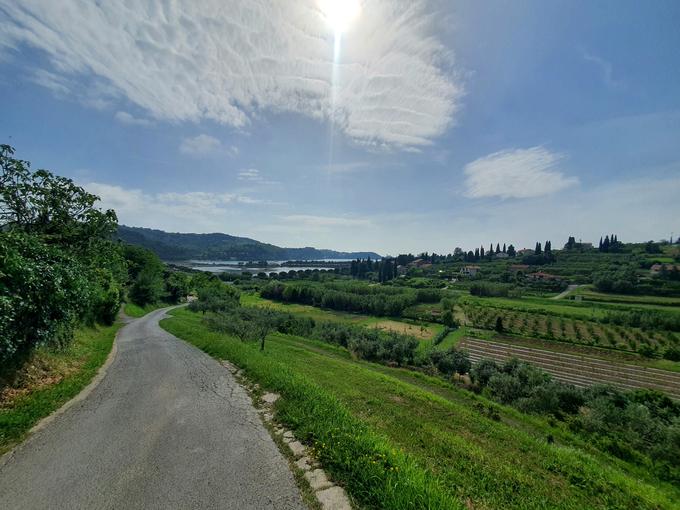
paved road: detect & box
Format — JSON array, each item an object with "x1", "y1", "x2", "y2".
[
  {"x1": 0, "y1": 307, "x2": 305, "y2": 509},
  {"x1": 552, "y1": 284, "x2": 580, "y2": 300}
]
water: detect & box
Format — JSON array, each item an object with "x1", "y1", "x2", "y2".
[{"x1": 177, "y1": 259, "x2": 351, "y2": 274}]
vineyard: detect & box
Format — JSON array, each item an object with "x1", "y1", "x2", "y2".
[
  {"x1": 459, "y1": 337, "x2": 680, "y2": 399},
  {"x1": 461, "y1": 303, "x2": 680, "y2": 356}
]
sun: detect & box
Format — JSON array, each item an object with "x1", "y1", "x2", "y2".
[{"x1": 318, "y1": 0, "x2": 361, "y2": 34}]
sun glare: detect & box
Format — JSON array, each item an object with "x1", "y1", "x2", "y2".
[{"x1": 318, "y1": 0, "x2": 361, "y2": 34}]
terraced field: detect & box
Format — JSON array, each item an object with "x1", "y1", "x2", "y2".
[
  {"x1": 459, "y1": 337, "x2": 680, "y2": 399},
  {"x1": 462, "y1": 303, "x2": 678, "y2": 353}
]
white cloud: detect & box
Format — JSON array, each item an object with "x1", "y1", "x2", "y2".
[
  {"x1": 237, "y1": 169, "x2": 263, "y2": 182},
  {"x1": 179, "y1": 134, "x2": 220, "y2": 156},
  {"x1": 324, "y1": 161, "x2": 371, "y2": 174},
  {"x1": 86, "y1": 182, "x2": 266, "y2": 233},
  {"x1": 237, "y1": 168, "x2": 279, "y2": 185},
  {"x1": 27, "y1": 69, "x2": 71, "y2": 95},
  {"x1": 83, "y1": 172, "x2": 680, "y2": 255},
  {"x1": 463, "y1": 146, "x2": 578, "y2": 199},
  {"x1": 583, "y1": 51, "x2": 623, "y2": 89},
  {"x1": 114, "y1": 111, "x2": 153, "y2": 127},
  {"x1": 0, "y1": 1, "x2": 461, "y2": 149},
  {"x1": 280, "y1": 214, "x2": 371, "y2": 229}
]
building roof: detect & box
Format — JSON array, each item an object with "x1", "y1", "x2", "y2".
[{"x1": 528, "y1": 271, "x2": 559, "y2": 280}]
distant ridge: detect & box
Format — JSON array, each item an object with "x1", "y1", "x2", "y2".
[{"x1": 117, "y1": 225, "x2": 381, "y2": 261}]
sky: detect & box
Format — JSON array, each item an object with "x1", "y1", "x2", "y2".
[{"x1": 1, "y1": 0, "x2": 679, "y2": 256}]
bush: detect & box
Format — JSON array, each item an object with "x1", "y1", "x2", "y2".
[
  {"x1": 189, "y1": 280, "x2": 240, "y2": 314},
  {"x1": 429, "y1": 349, "x2": 471, "y2": 376},
  {"x1": 469, "y1": 282, "x2": 515, "y2": 298},
  {"x1": 0, "y1": 232, "x2": 90, "y2": 361},
  {"x1": 469, "y1": 359, "x2": 500, "y2": 386},
  {"x1": 663, "y1": 347, "x2": 680, "y2": 362}
]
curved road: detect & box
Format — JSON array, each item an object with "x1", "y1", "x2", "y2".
[{"x1": 0, "y1": 307, "x2": 304, "y2": 509}]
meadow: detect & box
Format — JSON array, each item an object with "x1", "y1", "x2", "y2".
[{"x1": 162, "y1": 307, "x2": 680, "y2": 509}]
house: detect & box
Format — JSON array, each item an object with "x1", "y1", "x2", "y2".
[
  {"x1": 407, "y1": 258, "x2": 432, "y2": 270},
  {"x1": 459, "y1": 265, "x2": 481, "y2": 277},
  {"x1": 517, "y1": 248, "x2": 534, "y2": 256},
  {"x1": 651, "y1": 263, "x2": 680, "y2": 275},
  {"x1": 509, "y1": 264, "x2": 530, "y2": 272},
  {"x1": 493, "y1": 252, "x2": 509, "y2": 259},
  {"x1": 527, "y1": 271, "x2": 560, "y2": 281}
]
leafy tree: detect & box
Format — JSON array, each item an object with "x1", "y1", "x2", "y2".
[
  {"x1": 429, "y1": 348, "x2": 471, "y2": 376},
  {"x1": 129, "y1": 265, "x2": 165, "y2": 306},
  {"x1": 1, "y1": 145, "x2": 117, "y2": 251},
  {"x1": 165, "y1": 271, "x2": 192, "y2": 303},
  {"x1": 645, "y1": 241, "x2": 662, "y2": 254},
  {"x1": 0, "y1": 146, "x2": 127, "y2": 361},
  {"x1": 0, "y1": 232, "x2": 90, "y2": 361},
  {"x1": 190, "y1": 279, "x2": 240, "y2": 314},
  {"x1": 470, "y1": 359, "x2": 500, "y2": 386},
  {"x1": 441, "y1": 309, "x2": 456, "y2": 327}
]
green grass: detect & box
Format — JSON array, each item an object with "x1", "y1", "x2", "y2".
[
  {"x1": 574, "y1": 288, "x2": 680, "y2": 309},
  {"x1": 161, "y1": 308, "x2": 680, "y2": 509},
  {"x1": 434, "y1": 327, "x2": 467, "y2": 350},
  {"x1": 242, "y1": 293, "x2": 443, "y2": 340},
  {"x1": 0, "y1": 322, "x2": 121, "y2": 454},
  {"x1": 123, "y1": 301, "x2": 170, "y2": 318}
]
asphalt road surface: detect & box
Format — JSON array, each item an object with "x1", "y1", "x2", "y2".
[{"x1": 0, "y1": 307, "x2": 305, "y2": 509}]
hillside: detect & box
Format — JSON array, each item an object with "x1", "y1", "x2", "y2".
[{"x1": 117, "y1": 225, "x2": 381, "y2": 261}]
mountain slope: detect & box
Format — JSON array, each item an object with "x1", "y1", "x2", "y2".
[{"x1": 117, "y1": 225, "x2": 381, "y2": 261}]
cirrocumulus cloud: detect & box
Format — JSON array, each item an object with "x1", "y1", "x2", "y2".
[{"x1": 0, "y1": 0, "x2": 461, "y2": 150}]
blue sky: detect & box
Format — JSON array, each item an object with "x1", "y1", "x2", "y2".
[{"x1": 1, "y1": 0, "x2": 679, "y2": 255}]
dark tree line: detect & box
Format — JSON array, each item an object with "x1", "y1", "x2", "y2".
[
  {"x1": 599, "y1": 234, "x2": 623, "y2": 253},
  {"x1": 260, "y1": 281, "x2": 441, "y2": 317}
]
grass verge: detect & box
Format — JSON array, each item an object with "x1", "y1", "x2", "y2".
[
  {"x1": 162, "y1": 308, "x2": 679, "y2": 509},
  {"x1": 0, "y1": 322, "x2": 121, "y2": 454},
  {"x1": 123, "y1": 301, "x2": 170, "y2": 318},
  {"x1": 162, "y1": 308, "x2": 460, "y2": 509}
]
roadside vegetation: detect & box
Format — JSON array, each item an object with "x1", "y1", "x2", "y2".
[
  {"x1": 0, "y1": 146, "x2": 198, "y2": 446},
  {"x1": 162, "y1": 304, "x2": 680, "y2": 508},
  {"x1": 0, "y1": 322, "x2": 120, "y2": 454}
]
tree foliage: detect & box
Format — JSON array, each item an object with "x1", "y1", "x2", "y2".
[{"x1": 1, "y1": 146, "x2": 127, "y2": 362}]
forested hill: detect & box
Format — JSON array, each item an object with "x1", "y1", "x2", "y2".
[{"x1": 117, "y1": 225, "x2": 381, "y2": 261}]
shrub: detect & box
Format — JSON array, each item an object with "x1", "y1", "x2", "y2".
[
  {"x1": 0, "y1": 232, "x2": 90, "y2": 361},
  {"x1": 429, "y1": 349, "x2": 471, "y2": 376},
  {"x1": 663, "y1": 347, "x2": 680, "y2": 362},
  {"x1": 469, "y1": 359, "x2": 500, "y2": 386}
]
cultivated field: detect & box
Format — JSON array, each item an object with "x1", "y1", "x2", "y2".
[{"x1": 459, "y1": 337, "x2": 680, "y2": 399}]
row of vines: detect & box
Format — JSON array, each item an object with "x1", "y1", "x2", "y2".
[{"x1": 461, "y1": 304, "x2": 679, "y2": 357}]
